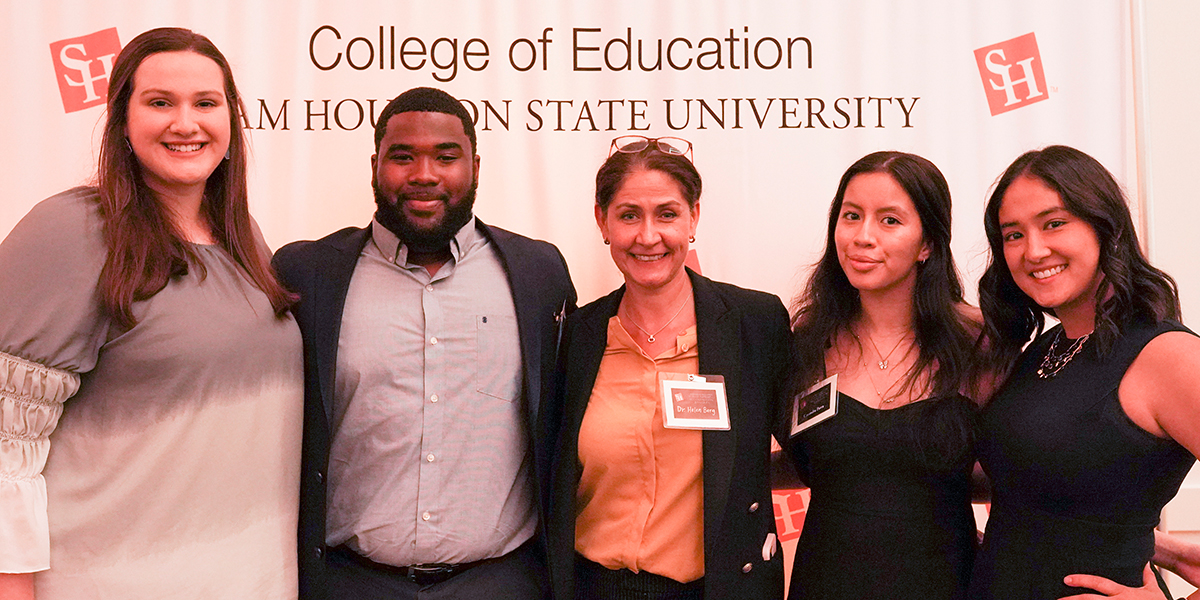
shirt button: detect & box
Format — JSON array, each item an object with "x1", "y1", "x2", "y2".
[
  {"x1": 316, "y1": 471, "x2": 324, "y2": 484},
  {"x1": 430, "y1": 337, "x2": 438, "y2": 345},
  {"x1": 426, "y1": 285, "x2": 434, "y2": 292},
  {"x1": 430, "y1": 394, "x2": 439, "y2": 403},
  {"x1": 742, "y1": 563, "x2": 753, "y2": 573},
  {"x1": 748, "y1": 502, "x2": 759, "y2": 513},
  {"x1": 422, "y1": 512, "x2": 431, "y2": 521},
  {"x1": 426, "y1": 453, "x2": 435, "y2": 462},
  {"x1": 315, "y1": 547, "x2": 324, "y2": 559}
]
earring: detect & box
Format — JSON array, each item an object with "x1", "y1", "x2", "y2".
[
  {"x1": 224, "y1": 147, "x2": 231, "y2": 160},
  {"x1": 689, "y1": 235, "x2": 695, "y2": 243},
  {"x1": 603, "y1": 239, "x2": 610, "y2": 245},
  {"x1": 125, "y1": 138, "x2": 133, "y2": 154}
]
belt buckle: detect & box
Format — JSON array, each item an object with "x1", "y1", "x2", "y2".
[{"x1": 405, "y1": 563, "x2": 455, "y2": 585}]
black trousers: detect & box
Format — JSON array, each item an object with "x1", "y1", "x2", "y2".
[
  {"x1": 575, "y1": 555, "x2": 704, "y2": 600},
  {"x1": 326, "y1": 542, "x2": 548, "y2": 600}
]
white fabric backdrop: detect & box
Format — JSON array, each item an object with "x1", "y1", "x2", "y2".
[{"x1": 1, "y1": 1, "x2": 1135, "y2": 305}]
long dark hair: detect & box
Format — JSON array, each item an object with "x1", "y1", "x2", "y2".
[
  {"x1": 96, "y1": 27, "x2": 293, "y2": 328},
  {"x1": 791, "y1": 151, "x2": 981, "y2": 400},
  {"x1": 979, "y1": 145, "x2": 1180, "y2": 365}
]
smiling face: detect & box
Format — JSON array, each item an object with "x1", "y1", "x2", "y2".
[
  {"x1": 834, "y1": 172, "x2": 930, "y2": 297},
  {"x1": 998, "y1": 175, "x2": 1104, "y2": 331},
  {"x1": 596, "y1": 168, "x2": 699, "y2": 294},
  {"x1": 125, "y1": 51, "x2": 230, "y2": 201},
  {"x1": 372, "y1": 110, "x2": 479, "y2": 251}
]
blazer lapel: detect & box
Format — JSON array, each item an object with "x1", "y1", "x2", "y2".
[
  {"x1": 692, "y1": 271, "x2": 741, "y2": 553},
  {"x1": 314, "y1": 227, "x2": 372, "y2": 423},
  {"x1": 477, "y1": 221, "x2": 544, "y2": 428},
  {"x1": 564, "y1": 289, "x2": 622, "y2": 438}
]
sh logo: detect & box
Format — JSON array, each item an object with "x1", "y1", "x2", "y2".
[
  {"x1": 49, "y1": 28, "x2": 122, "y2": 113},
  {"x1": 974, "y1": 32, "x2": 1049, "y2": 116}
]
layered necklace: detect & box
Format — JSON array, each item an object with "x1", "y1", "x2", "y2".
[
  {"x1": 626, "y1": 291, "x2": 693, "y2": 343},
  {"x1": 852, "y1": 330, "x2": 915, "y2": 404},
  {"x1": 1036, "y1": 330, "x2": 1090, "y2": 379}
]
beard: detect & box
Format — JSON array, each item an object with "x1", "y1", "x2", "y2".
[{"x1": 373, "y1": 180, "x2": 477, "y2": 253}]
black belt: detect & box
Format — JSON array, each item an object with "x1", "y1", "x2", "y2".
[{"x1": 331, "y1": 545, "x2": 491, "y2": 586}]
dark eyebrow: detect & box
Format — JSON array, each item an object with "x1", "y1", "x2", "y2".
[
  {"x1": 137, "y1": 88, "x2": 223, "y2": 98},
  {"x1": 384, "y1": 142, "x2": 463, "y2": 153},
  {"x1": 1000, "y1": 207, "x2": 1068, "y2": 229}
]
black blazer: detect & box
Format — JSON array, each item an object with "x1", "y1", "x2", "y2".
[
  {"x1": 548, "y1": 269, "x2": 790, "y2": 600},
  {"x1": 272, "y1": 220, "x2": 576, "y2": 600}
]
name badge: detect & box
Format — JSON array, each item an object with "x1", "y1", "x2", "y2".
[
  {"x1": 659, "y1": 373, "x2": 731, "y2": 430},
  {"x1": 790, "y1": 374, "x2": 838, "y2": 437}
]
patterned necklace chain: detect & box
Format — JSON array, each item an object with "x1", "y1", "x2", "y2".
[{"x1": 1037, "y1": 330, "x2": 1091, "y2": 379}]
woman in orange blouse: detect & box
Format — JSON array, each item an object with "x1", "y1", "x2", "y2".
[{"x1": 547, "y1": 137, "x2": 791, "y2": 600}]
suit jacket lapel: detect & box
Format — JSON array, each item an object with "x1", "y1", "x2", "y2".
[
  {"x1": 315, "y1": 227, "x2": 372, "y2": 423},
  {"x1": 477, "y1": 221, "x2": 543, "y2": 428},
  {"x1": 692, "y1": 271, "x2": 740, "y2": 554},
  {"x1": 564, "y1": 289, "x2": 623, "y2": 455}
]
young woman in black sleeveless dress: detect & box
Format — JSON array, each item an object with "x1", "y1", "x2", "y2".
[
  {"x1": 973, "y1": 145, "x2": 1200, "y2": 599},
  {"x1": 784, "y1": 152, "x2": 990, "y2": 599}
]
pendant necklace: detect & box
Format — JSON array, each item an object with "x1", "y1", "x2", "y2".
[
  {"x1": 1037, "y1": 330, "x2": 1090, "y2": 379},
  {"x1": 853, "y1": 330, "x2": 911, "y2": 370},
  {"x1": 627, "y1": 292, "x2": 693, "y2": 343},
  {"x1": 857, "y1": 345, "x2": 905, "y2": 405}
]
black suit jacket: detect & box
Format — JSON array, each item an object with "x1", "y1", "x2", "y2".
[
  {"x1": 272, "y1": 220, "x2": 576, "y2": 600},
  {"x1": 548, "y1": 269, "x2": 790, "y2": 600}
]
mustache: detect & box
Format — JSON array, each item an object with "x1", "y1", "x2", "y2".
[{"x1": 396, "y1": 190, "x2": 450, "y2": 203}]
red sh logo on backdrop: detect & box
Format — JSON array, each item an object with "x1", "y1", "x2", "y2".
[
  {"x1": 50, "y1": 28, "x2": 121, "y2": 113},
  {"x1": 974, "y1": 32, "x2": 1048, "y2": 116}
]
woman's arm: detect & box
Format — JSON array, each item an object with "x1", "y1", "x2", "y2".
[
  {"x1": 0, "y1": 573, "x2": 34, "y2": 600},
  {"x1": 1064, "y1": 329, "x2": 1200, "y2": 599},
  {"x1": 1155, "y1": 529, "x2": 1200, "y2": 591}
]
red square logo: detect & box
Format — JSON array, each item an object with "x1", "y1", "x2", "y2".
[
  {"x1": 974, "y1": 32, "x2": 1049, "y2": 116},
  {"x1": 50, "y1": 28, "x2": 122, "y2": 114},
  {"x1": 771, "y1": 489, "x2": 809, "y2": 542}
]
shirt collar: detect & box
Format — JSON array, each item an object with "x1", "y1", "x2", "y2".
[{"x1": 370, "y1": 216, "x2": 479, "y2": 267}]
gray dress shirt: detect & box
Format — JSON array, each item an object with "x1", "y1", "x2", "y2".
[{"x1": 325, "y1": 218, "x2": 534, "y2": 566}]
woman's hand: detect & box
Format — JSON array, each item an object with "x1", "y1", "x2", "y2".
[
  {"x1": 0, "y1": 573, "x2": 35, "y2": 600},
  {"x1": 1060, "y1": 564, "x2": 1164, "y2": 600}
]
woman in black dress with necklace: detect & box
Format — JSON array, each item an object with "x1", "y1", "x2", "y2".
[
  {"x1": 786, "y1": 151, "x2": 987, "y2": 599},
  {"x1": 973, "y1": 145, "x2": 1200, "y2": 599}
]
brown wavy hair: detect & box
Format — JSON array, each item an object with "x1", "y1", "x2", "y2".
[
  {"x1": 96, "y1": 27, "x2": 293, "y2": 328},
  {"x1": 978, "y1": 145, "x2": 1180, "y2": 366}
]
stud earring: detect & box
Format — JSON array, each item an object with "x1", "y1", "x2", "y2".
[
  {"x1": 689, "y1": 235, "x2": 695, "y2": 243},
  {"x1": 603, "y1": 239, "x2": 610, "y2": 245}
]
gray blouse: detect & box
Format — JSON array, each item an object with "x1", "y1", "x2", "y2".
[{"x1": 0, "y1": 188, "x2": 303, "y2": 599}]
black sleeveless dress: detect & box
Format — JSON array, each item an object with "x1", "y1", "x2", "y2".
[
  {"x1": 971, "y1": 320, "x2": 1196, "y2": 599},
  {"x1": 786, "y1": 393, "x2": 977, "y2": 600}
]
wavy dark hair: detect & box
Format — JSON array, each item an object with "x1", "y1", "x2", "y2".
[
  {"x1": 978, "y1": 145, "x2": 1180, "y2": 366},
  {"x1": 791, "y1": 151, "x2": 982, "y2": 400},
  {"x1": 96, "y1": 27, "x2": 294, "y2": 328},
  {"x1": 595, "y1": 141, "x2": 701, "y2": 213}
]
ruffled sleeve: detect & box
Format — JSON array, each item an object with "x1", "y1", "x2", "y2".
[{"x1": 0, "y1": 188, "x2": 110, "y2": 572}]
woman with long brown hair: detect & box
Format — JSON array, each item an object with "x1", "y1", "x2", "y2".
[
  {"x1": 972, "y1": 145, "x2": 1200, "y2": 599},
  {"x1": 0, "y1": 28, "x2": 302, "y2": 599},
  {"x1": 785, "y1": 151, "x2": 985, "y2": 599}
]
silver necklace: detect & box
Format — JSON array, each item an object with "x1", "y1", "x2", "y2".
[
  {"x1": 627, "y1": 292, "x2": 692, "y2": 343},
  {"x1": 1037, "y1": 330, "x2": 1090, "y2": 379}
]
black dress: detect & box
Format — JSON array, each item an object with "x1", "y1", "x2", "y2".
[
  {"x1": 971, "y1": 320, "x2": 1196, "y2": 599},
  {"x1": 786, "y1": 393, "x2": 977, "y2": 600}
]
